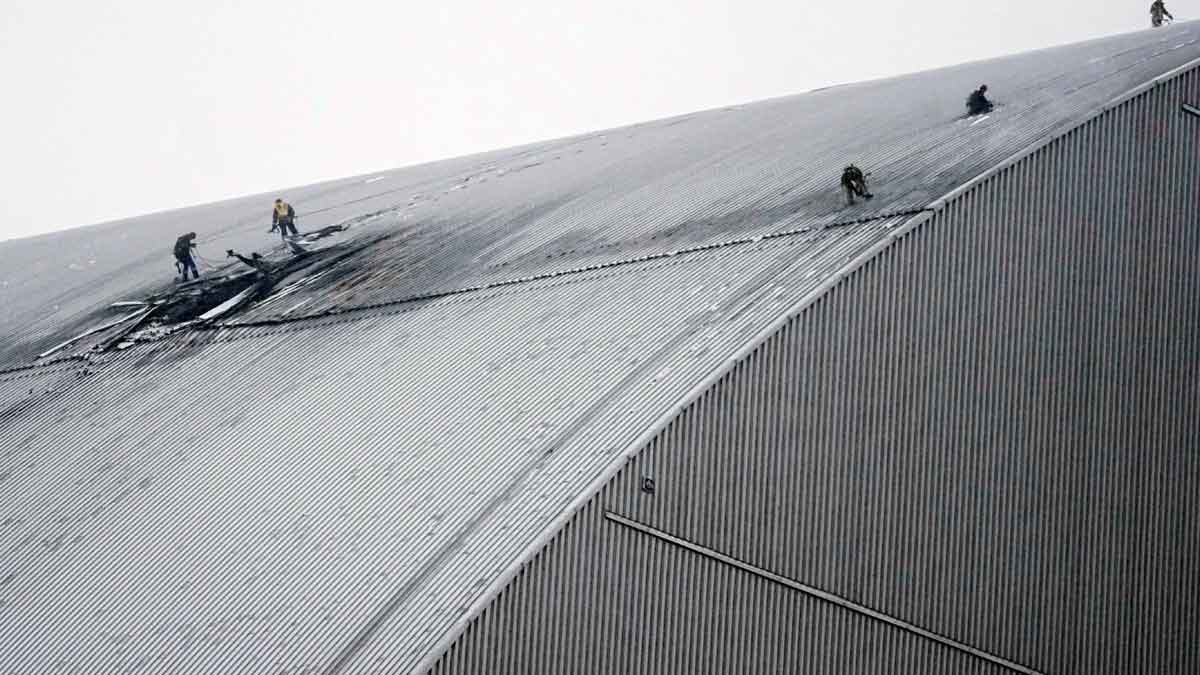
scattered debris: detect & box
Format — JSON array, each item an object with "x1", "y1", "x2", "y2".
[
  {"x1": 36, "y1": 307, "x2": 156, "y2": 360},
  {"x1": 303, "y1": 225, "x2": 346, "y2": 241},
  {"x1": 226, "y1": 250, "x2": 270, "y2": 273},
  {"x1": 286, "y1": 225, "x2": 346, "y2": 254},
  {"x1": 154, "y1": 273, "x2": 260, "y2": 325},
  {"x1": 197, "y1": 283, "x2": 265, "y2": 322},
  {"x1": 34, "y1": 208, "x2": 367, "y2": 363}
]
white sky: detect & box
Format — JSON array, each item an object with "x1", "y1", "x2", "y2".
[{"x1": 0, "y1": 1, "x2": 1181, "y2": 242}]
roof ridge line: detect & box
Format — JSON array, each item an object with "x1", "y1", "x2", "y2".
[{"x1": 408, "y1": 54, "x2": 1200, "y2": 673}]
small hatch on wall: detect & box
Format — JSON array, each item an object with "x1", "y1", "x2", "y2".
[{"x1": 640, "y1": 476, "x2": 656, "y2": 495}]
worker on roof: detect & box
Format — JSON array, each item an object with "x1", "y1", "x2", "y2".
[
  {"x1": 270, "y1": 198, "x2": 299, "y2": 242},
  {"x1": 1151, "y1": 1, "x2": 1173, "y2": 27},
  {"x1": 966, "y1": 85, "x2": 994, "y2": 116},
  {"x1": 841, "y1": 165, "x2": 873, "y2": 205},
  {"x1": 173, "y1": 232, "x2": 200, "y2": 282}
]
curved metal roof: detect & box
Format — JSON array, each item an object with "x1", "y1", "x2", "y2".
[{"x1": 1, "y1": 23, "x2": 1198, "y2": 674}]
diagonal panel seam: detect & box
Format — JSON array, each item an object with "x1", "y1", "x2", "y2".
[{"x1": 604, "y1": 510, "x2": 1045, "y2": 675}]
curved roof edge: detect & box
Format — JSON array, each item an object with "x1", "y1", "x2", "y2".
[{"x1": 408, "y1": 54, "x2": 1200, "y2": 673}]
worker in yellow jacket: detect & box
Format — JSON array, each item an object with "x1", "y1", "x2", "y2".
[{"x1": 271, "y1": 198, "x2": 299, "y2": 241}]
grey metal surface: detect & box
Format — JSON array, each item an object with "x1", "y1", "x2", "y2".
[
  {"x1": 230, "y1": 22, "x2": 1200, "y2": 324},
  {"x1": 603, "y1": 511, "x2": 1044, "y2": 675},
  {"x1": 0, "y1": 24, "x2": 1198, "y2": 675},
  {"x1": 431, "y1": 502, "x2": 1015, "y2": 675},
  {"x1": 0, "y1": 220, "x2": 904, "y2": 674},
  {"x1": 425, "y1": 55, "x2": 1200, "y2": 674},
  {"x1": 4, "y1": 23, "x2": 1200, "y2": 364}
]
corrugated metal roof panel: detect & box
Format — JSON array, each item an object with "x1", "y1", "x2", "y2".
[
  {"x1": 0, "y1": 22, "x2": 1197, "y2": 675},
  {"x1": 0, "y1": 219, "x2": 903, "y2": 673},
  {"x1": 222, "y1": 24, "x2": 1200, "y2": 323},
  {"x1": 3, "y1": 24, "x2": 1199, "y2": 362}
]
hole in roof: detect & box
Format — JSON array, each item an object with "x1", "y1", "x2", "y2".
[{"x1": 36, "y1": 227, "x2": 355, "y2": 362}]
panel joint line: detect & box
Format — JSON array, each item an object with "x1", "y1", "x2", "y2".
[{"x1": 604, "y1": 510, "x2": 1045, "y2": 675}]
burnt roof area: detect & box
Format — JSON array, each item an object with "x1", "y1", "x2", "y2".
[
  {"x1": 29, "y1": 225, "x2": 359, "y2": 361},
  {"x1": 3, "y1": 24, "x2": 1199, "y2": 367}
]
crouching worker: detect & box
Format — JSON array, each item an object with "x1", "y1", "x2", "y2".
[
  {"x1": 841, "y1": 165, "x2": 873, "y2": 205},
  {"x1": 271, "y1": 198, "x2": 299, "y2": 241},
  {"x1": 966, "y1": 84, "x2": 994, "y2": 116},
  {"x1": 173, "y1": 232, "x2": 200, "y2": 281}
]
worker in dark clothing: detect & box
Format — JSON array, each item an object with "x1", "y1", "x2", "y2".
[
  {"x1": 841, "y1": 165, "x2": 873, "y2": 205},
  {"x1": 966, "y1": 85, "x2": 994, "y2": 116},
  {"x1": 271, "y1": 198, "x2": 299, "y2": 242},
  {"x1": 1151, "y1": 1, "x2": 1173, "y2": 27},
  {"x1": 173, "y1": 232, "x2": 200, "y2": 281}
]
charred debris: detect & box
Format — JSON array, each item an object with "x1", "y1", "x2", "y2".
[{"x1": 36, "y1": 226, "x2": 354, "y2": 362}]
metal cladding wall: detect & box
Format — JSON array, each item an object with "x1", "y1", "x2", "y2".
[{"x1": 422, "y1": 67, "x2": 1200, "y2": 673}]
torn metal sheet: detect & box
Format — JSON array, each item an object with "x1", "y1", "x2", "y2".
[
  {"x1": 35, "y1": 306, "x2": 154, "y2": 360},
  {"x1": 197, "y1": 282, "x2": 265, "y2": 322}
]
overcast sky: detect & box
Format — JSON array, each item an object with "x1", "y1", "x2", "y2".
[{"x1": 0, "y1": 1, "x2": 1179, "y2": 242}]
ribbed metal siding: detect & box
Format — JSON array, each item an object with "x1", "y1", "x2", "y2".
[{"x1": 427, "y1": 67, "x2": 1200, "y2": 673}]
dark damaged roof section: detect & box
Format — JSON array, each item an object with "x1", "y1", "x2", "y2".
[{"x1": 3, "y1": 24, "x2": 1199, "y2": 365}]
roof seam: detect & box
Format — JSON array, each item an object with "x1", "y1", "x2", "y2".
[
  {"x1": 0, "y1": 356, "x2": 88, "y2": 378},
  {"x1": 37, "y1": 254, "x2": 703, "y2": 358},
  {"x1": 211, "y1": 208, "x2": 926, "y2": 331},
  {"x1": 116, "y1": 234, "x2": 845, "y2": 351}
]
